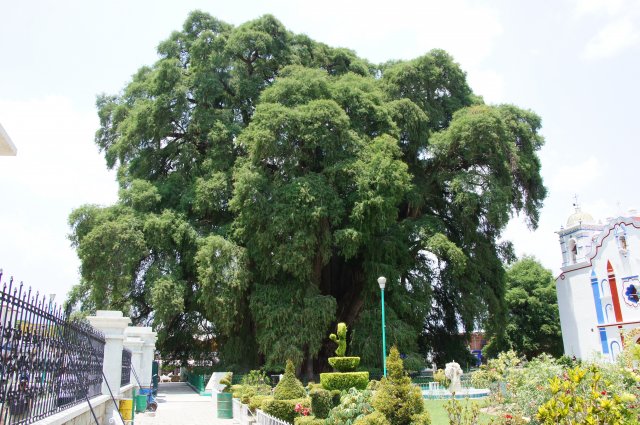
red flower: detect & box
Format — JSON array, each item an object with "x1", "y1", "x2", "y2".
[
  {"x1": 302, "y1": 408, "x2": 310, "y2": 416},
  {"x1": 601, "y1": 390, "x2": 607, "y2": 396},
  {"x1": 294, "y1": 403, "x2": 302, "y2": 413},
  {"x1": 505, "y1": 414, "x2": 513, "y2": 419}
]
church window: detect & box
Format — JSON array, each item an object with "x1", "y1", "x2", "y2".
[{"x1": 568, "y1": 238, "x2": 577, "y2": 263}]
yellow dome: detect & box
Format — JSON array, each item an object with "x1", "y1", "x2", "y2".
[{"x1": 567, "y1": 210, "x2": 594, "y2": 227}]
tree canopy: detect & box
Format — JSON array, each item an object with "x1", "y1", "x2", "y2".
[
  {"x1": 484, "y1": 256, "x2": 562, "y2": 358},
  {"x1": 68, "y1": 11, "x2": 546, "y2": 373}
]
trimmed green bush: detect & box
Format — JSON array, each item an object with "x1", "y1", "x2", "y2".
[
  {"x1": 330, "y1": 390, "x2": 341, "y2": 407},
  {"x1": 410, "y1": 413, "x2": 431, "y2": 425},
  {"x1": 310, "y1": 388, "x2": 332, "y2": 419},
  {"x1": 248, "y1": 395, "x2": 273, "y2": 412},
  {"x1": 366, "y1": 380, "x2": 379, "y2": 390},
  {"x1": 371, "y1": 347, "x2": 426, "y2": 425},
  {"x1": 320, "y1": 371, "x2": 369, "y2": 391},
  {"x1": 263, "y1": 398, "x2": 310, "y2": 423},
  {"x1": 325, "y1": 388, "x2": 374, "y2": 425},
  {"x1": 354, "y1": 412, "x2": 391, "y2": 425},
  {"x1": 294, "y1": 416, "x2": 326, "y2": 425},
  {"x1": 329, "y1": 322, "x2": 348, "y2": 356},
  {"x1": 328, "y1": 356, "x2": 360, "y2": 372},
  {"x1": 274, "y1": 360, "x2": 306, "y2": 400}
]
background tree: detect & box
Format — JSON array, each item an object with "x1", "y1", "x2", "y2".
[
  {"x1": 484, "y1": 256, "x2": 563, "y2": 358},
  {"x1": 68, "y1": 11, "x2": 547, "y2": 374}
]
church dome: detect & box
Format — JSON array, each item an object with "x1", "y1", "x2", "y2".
[{"x1": 567, "y1": 209, "x2": 594, "y2": 227}]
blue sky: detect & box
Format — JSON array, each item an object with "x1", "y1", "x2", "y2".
[{"x1": 1, "y1": 0, "x2": 639, "y2": 301}]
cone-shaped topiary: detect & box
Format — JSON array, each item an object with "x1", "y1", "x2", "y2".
[
  {"x1": 273, "y1": 360, "x2": 307, "y2": 400},
  {"x1": 329, "y1": 322, "x2": 347, "y2": 356},
  {"x1": 371, "y1": 346, "x2": 429, "y2": 425}
]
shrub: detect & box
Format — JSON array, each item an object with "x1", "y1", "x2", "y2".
[
  {"x1": 444, "y1": 397, "x2": 479, "y2": 425},
  {"x1": 329, "y1": 322, "x2": 348, "y2": 356},
  {"x1": 330, "y1": 389, "x2": 341, "y2": 407},
  {"x1": 371, "y1": 347, "x2": 425, "y2": 425},
  {"x1": 274, "y1": 360, "x2": 306, "y2": 400},
  {"x1": 354, "y1": 411, "x2": 391, "y2": 425},
  {"x1": 320, "y1": 371, "x2": 369, "y2": 391},
  {"x1": 366, "y1": 379, "x2": 379, "y2": 391},
  {"x1": 220, "y1": 372, "x2": 233, "y2": 392},
  {"x1": 536, "y1": 366, "x2": 637, "y2": 424},
  {"x1": 294, "y1": 417, "x2": 325, "y2": 425},
  {"x1": 328, "y1": 356, "x2": 360, "y2": 372},
  {"x1": 241, "y1": 369, "x2": 271, "y2": 386},
  {"x1": 263, "y1": 398, "x2": 310, "y2": 423},
  {"x1": 410, "y1": 413, "x2": 431, "y2": 425},
  {"x1": 433, "y1": 369, "x2": 449, "y2": 388},
  {"x1": 248, "y1": 394, "x2": 273, "y2": 412},
  {"x1": 325, "y1": 388, "x2": 374, "y2": 425},
  {"x1": 310, "y1": 388, "x2": 332, "y2": 419}
]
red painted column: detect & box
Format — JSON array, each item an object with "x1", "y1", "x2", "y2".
[{"x1": 607, "y1": 261, "x2": 624, "y2": 323}]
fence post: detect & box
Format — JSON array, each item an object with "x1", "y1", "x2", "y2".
[
  {"x1": 87, "y1": 310, "x2": 131, "y2": 410},
  {"x1": 124, "y1": 327, "x2": 157, "y2": 387},
  {"x1": 124, "y1": 334, "x2": 144, "y2": 386}
]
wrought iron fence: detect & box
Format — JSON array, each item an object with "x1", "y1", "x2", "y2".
[
  {"x1": 121, "y1": 349, "x2": 131, "y2": 387},
  {"x1": 0, "y1": 271, "x2": 106, "y2": 424}
]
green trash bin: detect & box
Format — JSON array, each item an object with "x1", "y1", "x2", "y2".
[
  {"x1": 217, "y1": 392, "x2": 233, "y2": 419},
  {"x1": 135, "y1": 393, "x2": 148, "y2": 413}
]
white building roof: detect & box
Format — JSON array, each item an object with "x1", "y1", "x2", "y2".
[{"x1": 0, "y1": 122, "x2": 17, "y2": 156}]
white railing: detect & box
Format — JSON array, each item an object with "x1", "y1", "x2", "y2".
[
  {"x1": 256, "y1": 408, "x2": 291, "y2": 425},
  {"x1": 233, "y1": 398, "x2": 258, "y2": 425}
]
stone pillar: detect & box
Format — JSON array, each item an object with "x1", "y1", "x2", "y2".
[
  {"x1": 123, "y1": 335, "x2": 144, "y2": 387},
  {"x1": 124, "y1": 327, "x2": 157, "y2": 387},
  {"x1": 87, "y1": 310, "x2": 131, "y2": 419}
]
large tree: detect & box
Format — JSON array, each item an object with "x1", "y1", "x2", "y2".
[
  {"x1": 484, "y1": 256, "x2": 563, "y2": 358},
  {"x1": 68, "y1": 11, "x2": 546, "y2": 374}
]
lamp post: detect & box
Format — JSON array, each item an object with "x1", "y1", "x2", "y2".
[{"x1": 378, "y1": 276, "x2": 387, "y2": 377}]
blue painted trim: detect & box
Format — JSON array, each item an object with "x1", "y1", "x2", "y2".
[{"x1": 591, "y1": 270, "x2": 609, "y2": 354}]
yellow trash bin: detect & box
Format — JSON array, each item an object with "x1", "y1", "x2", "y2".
[{"x1": 119, "y1": 399, "x2": 134, "y2": 421}]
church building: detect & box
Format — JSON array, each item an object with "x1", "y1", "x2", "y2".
[{"x1": 556, "y1": 205, "x2": 640, "y2": 361}]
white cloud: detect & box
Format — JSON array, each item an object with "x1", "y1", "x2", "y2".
[
  {"x1": 572, "y1": 0, "x2": 627, "y2": 17},
  {"x1": 466, "y1": 69, "x2": 505, "y2": 104},
  {"x1": 0, "y1": 97, "x2": 118, "y2": 302},
  {"x1": 583, "y1": 17, "x2": 640, "y2": 60},
  {"x1": 550, "y1": 156, "x2": 605, "y2": 193}
]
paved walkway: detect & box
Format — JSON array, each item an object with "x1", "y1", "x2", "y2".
[{"x1": 134, "y1": 382, "x2": 234, "y2": 425}]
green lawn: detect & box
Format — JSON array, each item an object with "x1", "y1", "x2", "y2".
[{"x1": 424, "y1": 398, "x2": 494, "y2": 425}]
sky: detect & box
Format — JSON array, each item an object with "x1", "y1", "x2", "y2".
[{"x1": 1, "y1": 0, "x2": 639, "y2": 302}]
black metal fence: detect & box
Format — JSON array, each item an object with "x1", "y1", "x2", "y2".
[
  {"x1": 121, "y1": 349, "x2": 131, "y2": 387},
  {"x1": 0, "y1": 271, "x2": 105, "y2": 424}
]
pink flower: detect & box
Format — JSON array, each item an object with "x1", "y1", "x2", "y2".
[
  {"x1": 294, "y1": 403, "x2": 302, "y2": 413},
  {"x1": 302, "y1": 408, "x2": 310, "y2": 416}
]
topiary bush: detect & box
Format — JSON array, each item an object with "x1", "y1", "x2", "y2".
[
  {"x1": 248, "y1": 394, "x2": 273, "y2": 412},
  {"x1": 325, "y1": 388, "x2": 374, "y2": 425},
  {"x1": 309, "y1": 388, "x2": 332, "y2": 419},
  {"x1": 320, "y1": 371, "x2": 369, "y2": 391},
  {"x1": 354, "y1": 411, "x2": 391, "y2": 425},
  {"x1": 274, "y1": 359, "x2": 306, "y2": 400},
  {"x1": 329, "y1": 322, "x2": 348, "y2": 356},
  {"x1": 328, "y1": 356, "x2": 360, "y2": 372},
  {"x1": 263, "y1": 398, "x2": 310, "y2": 423},
  {"x1": 330, "y1": 389, "x2": 341, "y2": 407},
  {"x1": 371, "y1": 346, "x2": 427, "y2": 425},
  {"x1": 294, "y1": 417, "x2": 325, "y2": 425}
]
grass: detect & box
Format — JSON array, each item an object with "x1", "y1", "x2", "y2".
[{"x1": 424, "y1": 398, "x2": 495, "y2": 425}]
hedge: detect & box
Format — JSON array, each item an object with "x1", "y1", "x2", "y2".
[
  {"x1": 320, "y1": 371, "x2": 369, "y2": 391},
  {"x1": 328, "y1": 356, "x2": 360, "y2": 372},
  {"x1": 262, "y1": 398, "x2": 310, "y2": 423},
  {"x1": 310, "y1": 388, "x2": 332, "y2": 419},
  {"x1": 294, "y1": 417, "x2": 326, "y2": 425}
]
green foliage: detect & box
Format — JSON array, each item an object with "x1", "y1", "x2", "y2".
[
  {"x1": 263, "y1": 398, "x2": 310, "y2": 424},
  {"x1": 248, "y1": 395, "x2": 273, "y2": 412},
  {"x1": 371, "y1": 347, "x2": 425, "y2": 425},
  {"x1": 328, "y1": 356, "x2": 360, "y2": 372},
  {"x1": 274, "y1": 360, "x2": 307, "y2": 400},
  {"x1": 320, "y1": 372, "x2": 369, "y2": 391},
  {"x1": 444, "y1": 398, "x2": 480, "y2": 425},
  {"x1": 325, "y1": 388, "x2": 374, "y2": 425},
  {"x1": 330, "y1": 322, "x2": 348, "y2": 356},
  {"x1": 241, "y1": 369, "x2": 272, "y2": 387},
  {"x1": 220, "y1": 372, "x2": 232, "y2": 393},
  {"x1": 294, "y1": 417, "x2": 325, "y2": 425},
  {"x1": 353, "y1": 411, "x2": 391, "y2": 425},
  {"x1": 433, "y1": 369, "x2": 449, "y2": 388},
  {"x1": 484, "y1": 256, "x2": 562, "y2": 358},
  {"x1": 536, "y1": 366, "x2": 637, "y2": 424},
  {"x1": 71, "y1": 11, "x2": 547, "y2": 368},
  {"x1": 309, "y1": 388, "x2": 332, "y2": 419},
  {"x1": 366, "y1": 380, "x2": 379, "y2": 391},
  {"x1": 410, "y1": 413, "x2": 431, "y2": 425}
]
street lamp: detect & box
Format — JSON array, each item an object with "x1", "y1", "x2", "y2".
[{"x1": 378, "y1": 276, "x2": 387, "y2": 377}]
